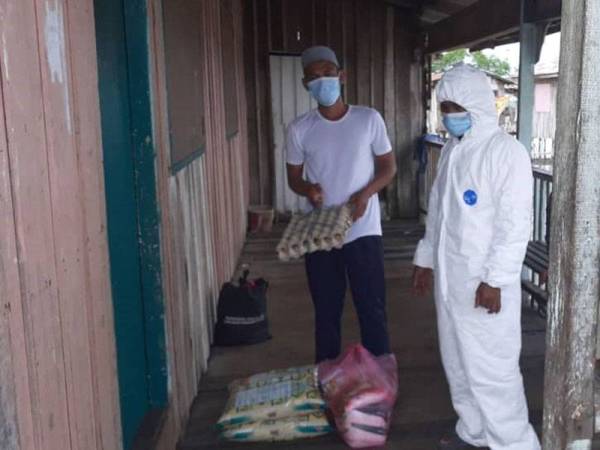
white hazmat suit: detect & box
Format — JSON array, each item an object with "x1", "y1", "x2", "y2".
[{"x1": 414, "y1": 64, "x2": 540, "y2": 450}]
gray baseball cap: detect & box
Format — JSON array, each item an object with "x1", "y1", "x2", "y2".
[{"x1": 301, "y1": 46, "x2": 340, "y2": 69}]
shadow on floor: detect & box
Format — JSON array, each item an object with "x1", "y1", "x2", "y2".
[{"x1": 178, "y1": 221, "x2": 546, "y2": 449}]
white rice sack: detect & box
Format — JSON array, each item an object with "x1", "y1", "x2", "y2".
[
  {"x1": 217, "y1": 365, "x2": 325, "y2": 429},
  {"x1": 220, "y1": 411, "x2": 333, "y2": 442}
]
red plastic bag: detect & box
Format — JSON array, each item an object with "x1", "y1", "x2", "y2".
[{"x1": 318, "y1": 344, "x2": 398, "y2": 448}]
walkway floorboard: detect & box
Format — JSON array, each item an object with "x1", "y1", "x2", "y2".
[{"x1": 179, "y1": 222, "x2": 546, "y2": 449}]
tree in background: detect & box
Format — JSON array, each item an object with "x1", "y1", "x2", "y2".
[
  {"x1": 471, "y1": 51, "x2": 511, "y2": 77},
  {"x1": 432, "y1": 49, "x2": 467, "y2": 73},
  {"x1": 432, "y1": 49, "x2": 512, "y2": 77}
]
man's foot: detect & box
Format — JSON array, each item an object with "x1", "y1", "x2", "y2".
[{"x1": 438, "y1": 433, "x2": 479, "y2": 450}]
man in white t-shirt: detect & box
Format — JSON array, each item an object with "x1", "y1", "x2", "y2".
[{"x1": 286, "y1": 45, "x2": 397, "y2": 362}]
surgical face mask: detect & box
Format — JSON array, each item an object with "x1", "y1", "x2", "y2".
[
  {"x1": 443, "y1": 112, "x2": 472, "y2": 138},
  {"x1": 307, "y1": 77, "x2": 341, "y2": 107}
]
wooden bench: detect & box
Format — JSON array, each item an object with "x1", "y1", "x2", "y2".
[{"x1": 522, "y1": 241, "x2": 549, "y2": 317}]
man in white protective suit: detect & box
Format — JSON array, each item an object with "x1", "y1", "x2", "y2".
[{"x1": 412, "y1": 64, "x2": 541, "y2": 450}]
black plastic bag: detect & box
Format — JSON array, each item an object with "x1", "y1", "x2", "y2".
[{"x1": 214, "y1": 270, "x2": 271, "y2": 346}]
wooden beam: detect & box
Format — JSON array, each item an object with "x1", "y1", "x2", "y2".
[
  {"x1": 429, "y1": 1, "x2": 470, "y2": 15},
  {"x1": 425, "y1": 0, "x2": 561, "y2": 53},
  {"x1": 542, "y1": 0, "x2": 600, "y2": 448},
  {"x1": 524, "y1": 0, "x2": 562, "y2": 23},
  {"x1": 427, "y1": 0, "x2": 521, "y2": 52},
  {"x1": 383, "y1": 0, "x2": 422, "y2": 9}
]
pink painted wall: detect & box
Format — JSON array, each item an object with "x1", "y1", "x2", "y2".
[
  {"x1": 0, "y1": 1, "x2": 121, "y2": 449},
  {"x1": 0, "y1": 0, "x2": 250, "y2": 448}
]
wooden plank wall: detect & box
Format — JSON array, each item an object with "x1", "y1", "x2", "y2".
[
  {"x1": 244, "y1": 0, "x2": 423, "y2": 218},
  {"x1": 147, "y1": 0, "x2": 249, "y2": 447},
  {"x1": 0, "y1": 1, "x2": 121, "y2": 449}
]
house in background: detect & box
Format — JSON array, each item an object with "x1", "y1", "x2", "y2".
[{"x1": 531, "y1": 59, "x2": 559, "y2": 162}]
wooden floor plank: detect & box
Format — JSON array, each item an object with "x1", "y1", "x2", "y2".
[{"x1": 179, "y1": 222, "x2": 547, "y2": 449}]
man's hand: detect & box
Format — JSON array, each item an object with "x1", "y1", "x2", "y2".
[
  {"x1": 475, "y1": 282, "x2": 501, "y2": 313},
  {"x1": 412, "y1": 266, "x2": 433, "y2": 297},
  {"x1": 307, "y1": 183, "x2": 324, "y2": 208},
  {"x1": 287, "y1": 164, "x2": 324, "y2": 208},
  {"x1": 349, "y1": 189, "x2": 370, "y2": 221}
]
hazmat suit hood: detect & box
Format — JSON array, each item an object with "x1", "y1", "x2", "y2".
[{"x1": 436, "y1": 64, "x2": 499, "y2": 137}]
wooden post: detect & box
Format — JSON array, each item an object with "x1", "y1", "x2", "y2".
[
  {"x1": 516, "y1": 22, "x2": 536, "y2": 152},
  {"x1": 517, "y1": 0, "x2": 547, "y2": 152},
  {"x1": 542, "y1": 0, "x2": 600, "y2": 448}
]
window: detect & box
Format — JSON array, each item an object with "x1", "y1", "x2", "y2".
[
  {"x1": 220, "y1": 0, "x2": 239, "y2": 139},
  {"x1": 163, "y1": 0, "x2": 205, "y2": 170}
]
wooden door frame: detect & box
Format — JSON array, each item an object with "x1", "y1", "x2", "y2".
[
  {"x1": 122, "y1": 0, "x2": 167, "y2": 410},
  {"x1": 94, "y1": 0, "x2": 167, "y2": 447}
]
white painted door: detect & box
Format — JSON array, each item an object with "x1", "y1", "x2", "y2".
[{"x1": 270, "y1": 55, "x2": 317, "y2": 214}]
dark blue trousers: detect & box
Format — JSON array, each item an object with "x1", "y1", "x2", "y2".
[{"x1": 305, "y1": 235, "x2": 390, "y2": 363}]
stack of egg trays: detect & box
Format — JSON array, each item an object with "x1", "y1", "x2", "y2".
[{"x1": 276, "y1": 205, "x2": 353, "y2": 261}]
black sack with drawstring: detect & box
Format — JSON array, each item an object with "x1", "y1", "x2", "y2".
[{"x1": 214, "y1": 270, "x2": 271, "y2": 346}]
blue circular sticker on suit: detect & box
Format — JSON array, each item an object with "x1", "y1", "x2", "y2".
[{"x1": 463, "y1": 189, "x2": 478, "y2": 206}]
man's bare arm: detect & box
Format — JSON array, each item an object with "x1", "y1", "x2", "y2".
[
  {"x1": 287, "y1": 163, "x2": 324, "y2": 208},
  {"x1": 350, "y1": 152, "x2": 397, "y2": 220},
  {"x1": 364, "y1": 152, "x2": 397, "y2": 197}
]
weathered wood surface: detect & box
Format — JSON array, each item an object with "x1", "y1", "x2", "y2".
[
  {"x1": 542, "y1": 0, "x2": 600, "y2": 448},
  {"x1": 0, "y1": 0, "x2": 121, "y2": 449},
  {"x1": 35, "y1": 0, "x2": 102, "y2": 447},
  {"x1": 66, "y1": 0, "x2": 122, "y2": 447},
  {"x1": 2, "y1": 2, "x2": 70, "y2": 447},
  {"x1": 243, "y1": 0, "x2": 423, "y2": 218},
  {"x1": 148, "y1": 0, "x2": 250, "y2": 448},
  {"x1": 426, "y1": 0, "x2": 562, "y2": 53},
  {"x1": 595, "y1": 365, "x2": 600, "y2": 434},
  {"x1": 0, "y1": 46, "x2": 23, "y2": 450}
]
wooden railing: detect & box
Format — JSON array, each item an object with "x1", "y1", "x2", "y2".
[
  {"x1": 524, "y1": 166, "x2": 553, "y2": 317},
  {"x1": 531, "y1": 166, "x2": 553, "y2": 243}
]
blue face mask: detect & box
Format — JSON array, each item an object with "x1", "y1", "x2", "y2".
[
  {"x1": 443, "y1": 112, "x2": 472, "y2": 138},
  {"x1": 307, "y1": 77, "x2": 341, "y2": 107}
]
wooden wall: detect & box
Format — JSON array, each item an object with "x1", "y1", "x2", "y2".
[
  {"x1": 533, "y1": 78, "x2": 558, "y2": 140},
  {"x1": 0, "y1": 0, "x2": 249, "y2": 448},
  {"x1": 244, "y1": 0, "x2": 423, "y2": 218},
  {"x1": 147, "y1": 0, "x2": 249, "y2": 447},
  {"x1": 0, "y1": 1, "x2": 121, "y2": 449}
]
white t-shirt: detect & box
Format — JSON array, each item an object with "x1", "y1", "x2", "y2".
[{"x1": 286, "y1": 105, "x2": 392, "y2": 244}]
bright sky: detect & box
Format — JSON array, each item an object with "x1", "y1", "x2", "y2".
[{"x1": 482, "y1": 32, "x2": 561, "y2": 76}]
